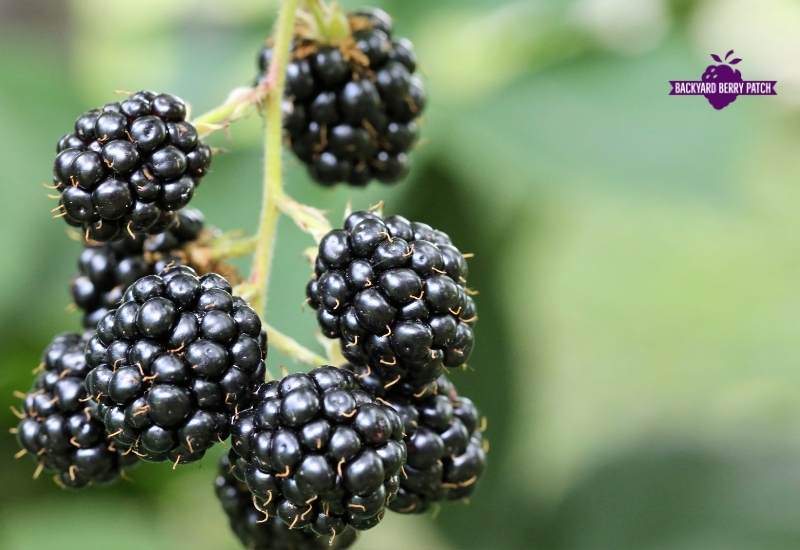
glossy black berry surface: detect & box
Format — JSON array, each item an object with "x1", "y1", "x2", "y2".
[
  {"x1": 53, "y1": 91, "x2": 212, "y2": 241},
  {"x1": 257, "y1": 8, "x2": 425, "y2": 186},
  {"x1": 382, "y1": 376, "x2": 486, "y2": 514},
  {"x1": 84, "y1": 267, "x2": 266, "y2": 464},
  {"x1": 71, "y1": 208, "x2": 206, "y2": 329},
  {"x1": 216, "y1": 452, "x2": 357, "y2": 550},
  {"x1": 229, "y1": 366, "x2": 406, "y2": 535},
  {"x1": 15, "y1": 333, "x2": 137, "y2": 488},
  {"x1": 307, "y1": 211, "x2": 477, "y2": 387}
]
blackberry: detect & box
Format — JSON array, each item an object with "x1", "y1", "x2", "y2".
[
  {"x1": 71, "y1": 208, "x2": 210, "y2": 329},
  {"x1": 229, "y1": 366, "x2": 406, "y2": 535},
  {"x1": 53, "y1": 91, "x2": 212, "y2": 241},
  {"x1": 306, "y1": 211, "x2": 477, "y2": 388},
  {"x1": 216, "y1": 453, "x2": 357, "y2": 550},
  {"x1": 257, "y1": 8, "x2": 425, "y2": 186},
  {"x1": 14, "y1": 333, "x2": 137, "y2": 487},
  {"x1": 382, "y1": 376, "x2": 487, "y2": 514},
  {"x1": 84, "y1": 267, "x2": 266, "y2": 465}
]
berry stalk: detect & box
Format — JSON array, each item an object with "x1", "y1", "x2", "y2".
[
  {"x1": 250, "y1": 0, "x2": 300, "y2": 316},
  {"x1": 264, "y1": 323, "x2": 327, "y2": 366},
  {"x1": 207, "y1": 233, "x2": 257, "y2": 260},
  {"x1": 306, "y1": 0, "x2": 329, "y2": 36},
  {"x1": 301, "y1": 0, "x2": 350, "y2": 43},
  {"x1": 276, "y1": 193, "x2": 332, "y2": 243},
  {"x1": 192, "y1": 85, "x2": 271, "y2": 138}
]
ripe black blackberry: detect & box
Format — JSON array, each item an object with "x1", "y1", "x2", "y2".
[
  {"x1": 257, "y1": 7, "x2": 425, "y2": 186},
  {"x1": 14, "y1": 333, "x2": 137, "y2": 488},
  {"x1": 382, "y1": 376, "x2": 487, "y2": 514},
  {"x1": 306, "y1": 211, "x2": 477, "y2": 388},
  {"x1": 71, "y1": 208, "x2": 210, "y2": 329},
  {"x1": 84, "y1": 266, "x2": 266, "y2": 465},
  {"x1": 53, "y1": 91, "x2": 212, "y2": 241},
  {"x1": 216, "y1": 453, "x2": 357, "y2": 550},
  {"x1": 229, "y1": 366, "x2": 406, "y2": 536}
]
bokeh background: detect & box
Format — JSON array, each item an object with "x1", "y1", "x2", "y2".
[{"x1": 2, "y1": 0, "x2": 800, "y2": 548}]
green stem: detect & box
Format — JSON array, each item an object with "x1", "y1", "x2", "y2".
[
  {"x1": 266, "y1": 323, "x2": 328, "y2": 367},
  {"x1": 305, "y1": 0, "x2": 329, "y2": 40},
  {"x1": 301, "y1": 0, "x2": 350, "y2": 43},
  {"x1": 208, "y1": 234, "x2": 257, "y2": 260},
  {"x1": 192, "y1": 85, "x2": 268, "y2": 138},
  {"x1": 276, "y1": 193, "x2": 332, "y2": 243},
  {"x1": 250, "y1": 0, "x2": 300, "y2": 317}
]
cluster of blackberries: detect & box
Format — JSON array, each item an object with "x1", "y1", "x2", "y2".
[
  {"x1": 307, "y1": 211, "x2": 477, "y2": 389},
  {"x1": 15, "y1": 265, "x2": 260, "y2": 482},
  {"x1": 199, "y1": 208, "x2": 486, "y2": 545},
  {"x1": 302, "y1": 210, "x2": 486, "y2": 521},
  {"x1": 258, "y1": 8, "x2": 425, "y2": 186},
  {"x1": 17, "y1": 5, "x2": 489, "y2": 549},
  {"x1": 14, "y1": 333, "x2": 138, "y2": 487},
  {"x1": 53, "y1": 91, "x2": 212, "y2": 241},
  {"x1": 207, "y1": 207, "x2": 484, "y2": 544},
  {"x1": 22, "y1": 91, "x2": 249, "y2": 488}
]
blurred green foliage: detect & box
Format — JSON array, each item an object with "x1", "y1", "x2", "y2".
[{"x1": 2, "y1": 0, "x2": 800, "y2": 549}]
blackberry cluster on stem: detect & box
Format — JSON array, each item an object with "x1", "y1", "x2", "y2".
[
  {"x1": 306, "y1": 210, "x2": 477, "y2": 390},
  {"x1": 84, "y1": 266, "x2": 267, "y2": 465},
  {"x1": 301, "y1": 208, "x2": 487, "y2": 517},
  {"x1": 14, "y1": 333, "x2": 138, "y2": 488},
  {"x1": 14, "y1": 2, "x2": 491, "y2": 548},
  {"x1": 257, "y1": 7, "x2": 426, "y2": 186},
  {"x1": 52, "y1": 91, "x2": 212, "y2": 241}
]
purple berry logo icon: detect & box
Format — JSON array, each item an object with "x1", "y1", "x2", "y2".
[
  {"x1": 669, "y1": 50, "x2": 777, "y2": 110},
  {"x1": 701, "y1": 50, "x2": 742, "y2": 110}
]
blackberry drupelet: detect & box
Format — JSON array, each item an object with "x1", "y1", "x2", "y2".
[
  {"x1": 306, "y1": 211, "x2": 477, "y2": 388},
  {"x1": 383, "y1": 376, "x2": 487, "y2": 514},
  {"x1": 71, "y1": 208, "x2": 208, "y2": 329},
  {"x1": 342, "y1": 362, "x2": 438, "y2": 401},
  {"x1": 229, "y1": 366, "x2": 406, "y2": 536},
  {"x1": 216, "y1": 453, "x2": 357, "y2": 550},
  {"x1": 14, "y1": 333, "x2": 137, "y2": 488},
  {"x1": 84, "y1": 267, "x2": 266, "y2": 465},
  {"x1": 257, "y1": 8, "x2": 425, "y2": 186},
  {"x1": 53, "y1": 91, "x2": 212, "y2": 241}
]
